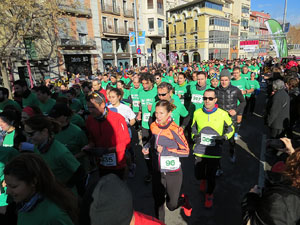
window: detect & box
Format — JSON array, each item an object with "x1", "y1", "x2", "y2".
[
  {"x1": 113, "y1": 0, "x2": 117, "y2": 11},
  {"x1": 114, "y1": 18, "x2": 118, "y2": 33},
  {"x1": 225, "y1": 3, "x2": 230, "y2": 8},
  {"x1": 194, "y1": 20, "x2": 198, "y2": 31},
  {"x1": 123, "y1": 0, "x2": 127, "y2": 11},
  {"x1": 174, "y1": 24, "x2": 176, "y2": 34},
  {"x1": 184, "y1": 38, "x2": 186, "y2": 49},
  {"x1": 209, "y1": 18, "x2": 230, "y2": 27},
  {"x1": 148, "y1": 18, "x2": 154, "y2": 30},
  {"x1": 79, "y1": 33, "x2": 87, "y2": 44},
  {"x1": 157, "y1": 0, "x2": 163, "y2": 14},
  {"x1": 195, "y1": 36, "x2": 198, "y2": 48},
  {"x1": 124, "y1": 21, "x2": 128, "y2": 33},
  {"x1": 174, "y1": 40, "x2": 177, "y2": 49},
  {"x1": 158, "y1": 19, "x2": 164, "y2": 35},
  {"x1": 230, "y1": 39, "x2": 238, "y2": 48},
  {"x1": 209, "y1": 30, "x2": 229, "y2": 44},
  {"x1": 205, "y1": 2, "x2": 222, "y2": 11},
  {"x1": 184, "y1": 22, "x2": 186, "y2": 33},
  {"x1": 240, "y1": 32, "x2": 248, "y2": 39},
  {"x1": 148, "y1": 0, "x2": 153, "y2": 9},
  {"x1": 102, "y1": 17, "x2": 107, "y2": 32},
  {"x1": 231, "y1": 25, "x2": 239, "y2": 36},
  {"x1": 242, "y1": 7, "x2": 249, "y2": 14},
  {"x1": 77, "y1": 19, "x2": 88, "y2": 44},
  {"x1": 241, "y1": 19, "x2": 249, "y2": 28}
]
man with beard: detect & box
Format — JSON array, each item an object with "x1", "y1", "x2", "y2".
[{"x1": 13, "y1": 80, "x2": 38, "y2": 108}]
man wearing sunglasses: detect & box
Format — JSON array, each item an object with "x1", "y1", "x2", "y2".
[{"x1": 191, "y1": 89, "x2": 234, "y2": 208}]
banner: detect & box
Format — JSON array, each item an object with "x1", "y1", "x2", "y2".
[
  {"x1": 138, "y1": 31, "x2": 145, "y2": 46},
  {"x1": 129, "y1": 32, "x2": 135, "y2": 46},
  {"x1": 169, "y1": 52, "x2": 178, "y2": 65},
  {"x1": 158, "y1": 52, "x2": 168, "y2": 67},
  {"x1": 265, "y1": 19, "x2": 288, "y2": 58}
]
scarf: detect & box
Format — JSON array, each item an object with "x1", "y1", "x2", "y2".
[
  {"x1": 203, "y1": 105, "x2": 218, "y2": 114},
  {"x1": 18, "y1": 193, "x2": 43, "y2": 213}
]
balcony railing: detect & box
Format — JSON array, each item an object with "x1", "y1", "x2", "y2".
[
  {"x1": 103, "y1": 26, "x2": 130, "y2": 35},
  {"x1": 157, "y1": 7, "x2": 164, "y2": 15},
  {"x1": 158, "y1": 29, "x2": 164, "y2": 36},
  {"x1": 59, "y1": 37, "x2": 96, "y2": 48},
  {"x1": 124, "y1": 9, "x2": 134, "y2": 17},
  {"x1": 102, "y1": 4, "x2": 120, "y2": 15},
  {"x1": 58, "y1": 4, "x2": 92, "y2": 18}
]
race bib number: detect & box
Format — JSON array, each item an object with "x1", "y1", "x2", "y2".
[
  {"x1": 191, "y1": 94, "x2": 203, "y2": 104},
  {"x1": 160, "y1": 156, "x2": 181, "y2": 170},
  {"x1": 100, "y1": 153, "x2": 117, "y2": 167},
  {"x1": 133, "y1": 101, "x2": 140, "y2": 107},
  {"x1": 200, "y1": 133, "x2": 216, "y2": 146},
  {"x1": 143, "y1": 113, "x2": 150, "y2": 122}
]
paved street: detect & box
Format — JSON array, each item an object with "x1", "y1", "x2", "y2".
[{"x1": 127, "y1": 99, "x2": 268, "y2": 225}]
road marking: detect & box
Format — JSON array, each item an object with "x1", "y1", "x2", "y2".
[{"x1": 258, "y1": 134, "x2": 266, "y2": 188}]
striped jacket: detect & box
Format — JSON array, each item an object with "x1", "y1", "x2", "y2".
[{"x1": 145, "y1": 119, "x2": 189, "y2": 172}]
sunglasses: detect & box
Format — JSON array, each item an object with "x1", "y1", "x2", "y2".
[
  {"x1": 203, "y1": 97, "x2": 215, "y2": 101},
  {"x1": 158, "y1": 93, "x2": 168, "y2": 97},
  {"x1": 155, "y1": 77, "x2": 161, "y2": 80}
]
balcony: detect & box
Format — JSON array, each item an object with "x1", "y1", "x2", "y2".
[
  {"x1": 260, "y1": 23, "x2": 267, "y2": 29},
  {"x1": 58, "y1": 4, "x2": 92, "y2": 18},
  {"x1": 179, "y1": 30, "x2": 185, "y2": 36},
  {"x1": 59, "y1": 37, "x2": 96, "y2": 49},
  {"x1": 124, "y1": 9, "x2": 134, "y2": 18},
  {"x1": 190, "y1": 27, "x2": 198, "y2": 34},
  {"x1": 103, "y1": 26, "x2": 130, "y2": 36},
  {"x1": 158, "y1": 29, "x2": 164, "y2": 36},
  {"x1": 101, "y1": 4, "x2": 120, "y2": 15},
  {"x1": 157, "y1": 7, "x2": 164, "y2": 15}
]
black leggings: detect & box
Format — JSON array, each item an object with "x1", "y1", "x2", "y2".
[
  {"x1": 142, "y1": 127, "x2": 153, "y2": 175},
  {"x1": 194, "y1": 157, "x2": 220, "y2": 194},
  {"x1": 152, "y1": 170, "x2": 183, "y2": 222}
]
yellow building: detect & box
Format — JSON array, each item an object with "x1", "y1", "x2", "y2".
[{"x1": 167, "y1": 0, "x2": 231, "y2": 62}]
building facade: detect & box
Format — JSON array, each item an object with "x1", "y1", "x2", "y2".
[
  {"x1": 168, "y1": 0, "x2": 231, "y2": 62},
  {"x1": 231, "y1": 0, "x2": 251, "y2": 59},
  {"x1": 251, "y1": 11, "x2": 271, "y2": 57},
  {"x1": 138, "y1": 0, "x2": 166, "y2": 65}
]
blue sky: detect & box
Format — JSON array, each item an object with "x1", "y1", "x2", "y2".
[{"x1": 251, "y1": 0, "x2": 300, "y2": 25}]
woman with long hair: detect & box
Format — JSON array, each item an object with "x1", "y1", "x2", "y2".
[
  {"x1": 4, "y1": 153, "x2": 78, "y2": 225},
  {"x1": 142, "y1": 100, "x2": 191, "y2": 222}
]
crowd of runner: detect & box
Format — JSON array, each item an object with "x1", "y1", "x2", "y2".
[{"x1": 0, "y1": 56, "x2": 299, "y2": 225}]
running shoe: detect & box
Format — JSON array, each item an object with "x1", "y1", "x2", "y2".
[
  {"x1": 144, "y1": 174, "x2": 152, "y2": 183},
  {"x1": 181, "y1": 194, "x2": 192, "y2": 217},
  {"x1": 205, "y1": 194, "x2": 213, "y2": 208},
  {"x1": 216, "y1": 169, "x2": 224, "y2": 177},
  {"x1": 200, "y1": 180, "x2": 206, "y2": 192}
]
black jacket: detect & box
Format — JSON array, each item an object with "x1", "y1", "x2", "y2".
[
  {"x1": 242, "y1": 183, "x2": 300, "y2": 225},
  {"x1": 267, "y1": 89, "x2": 290, "y2": 129},
  {"x1": 215, "y1": 84, "x2": 246, "y2": 122}
]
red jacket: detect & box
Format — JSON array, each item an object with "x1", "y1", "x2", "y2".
[
  {"x1": 97, "y1": 88, "x2": 108, "y2": 103},
  {"x1": 134, "y1": 211, "x2": 165, "y2": 225},
  {"x1": 86, "y1": 109, "x2": 130, "y2": 169}
]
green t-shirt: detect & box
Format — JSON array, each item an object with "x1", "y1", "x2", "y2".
[
  {"x1": 130, "y1": 86, "x2": 141, "y2": 113},
  {"x1": 2, "y1": 130, "x2": 15, "y2": 147},
  {"x1": 122, "y1": 89, "x2": 131, "y2": 106},
  {"x1": 120, "y1": 77, "x2": 131, "y2": 85},
  {"x1": 189, "y1": 84, "x2": 210, "y2": 114},
  {"x1": 38, "y1": 98, "x2": 56, "y2": 115},
  {"x1": 162, "y1": 76, "x2": 174, "y2": 85},
  {"x1": 246, "y1": 80, "x2": 260, "y2": 97},
  {"x1": 35, "y1": 140, "x2": 80, "y2": 184},
  {"x1": 150, "y1": 95, "x2": 188, "y2": 126},
  {"x1": 139, "y1": 88, "x2": 157, "y2": 129},
  {"x1": 231, "y1": 77, "x2": 251, "y2": 97},
  {"x1": 70, "y1": 113, "x2": 85, "y2": 128},
  {"x1": 241, "y1": 72, "x2": 252, "y2": 80},
  {"x1": 22, "y1": 92, "x2": 38, "y2": 108},
  {"x1": 174, "y1": 82, "x2": 189, "y2": 107},
  {"x1": 18, "y1": 198, "x2": 74, "y2": 225},
  {"x1": 55, "y1": 123, "x2": 88, "y2": 155},
  {"x1": 0, "y1": 146, "x2": 19, "y2": 206},
  {"x1": 101, "y1": 80, "x2": 110, "y2": 90},
  {"x1": 70, "y1": 98, "x2": 83, "y2": 113},
  {"x1": 0, "y1": 99, "x2": 21, "y2": 112}
]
